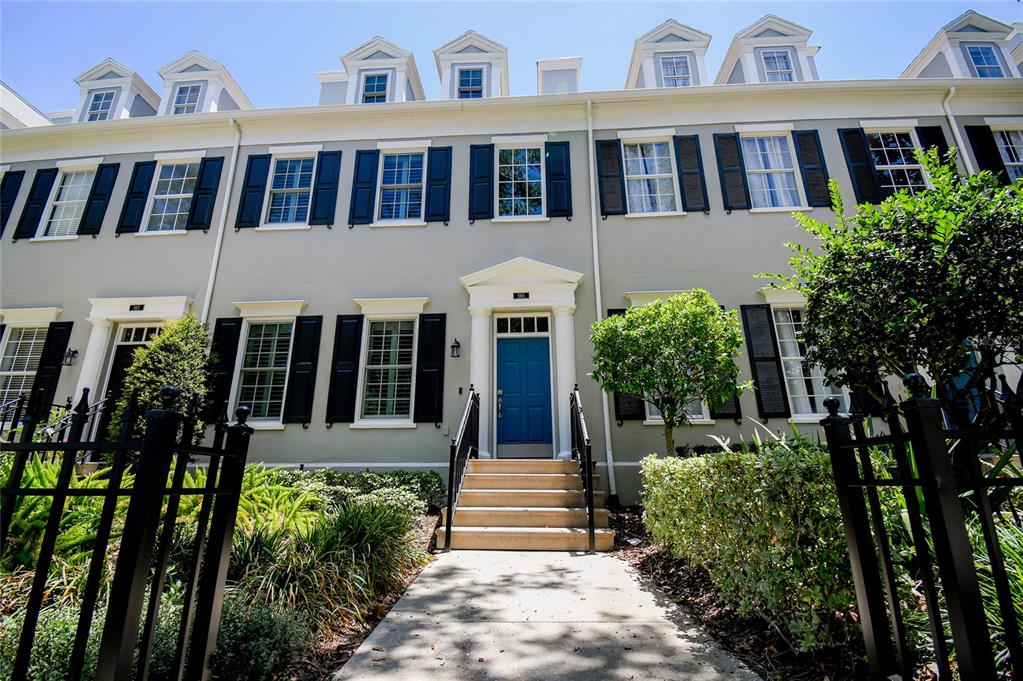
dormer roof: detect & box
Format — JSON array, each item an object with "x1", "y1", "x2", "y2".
[
  {"x1": 433, "y1": 30, "x2": 509, "y2": 98},
  {"x1": 902, "y1": 10, "x2": 1019, "y2": 78},
  {"x1": 625, "y1": 19, "x2": 712, "y2": 89},
  {"x1": 714, "y1": 14, "x2": 819, "y2": 84},
  {"x1": 157, "y1": 50, "x2": 252, "y2": 109},
  {"x1": 340, "y1": 36, "x2": 425, "y2": 101},
  {"x1": 75, "y1": 57, "x2": 160, "y2": 110},
  {"x1": 0, "y1": 81, "x2": 52, "y2": 129}
]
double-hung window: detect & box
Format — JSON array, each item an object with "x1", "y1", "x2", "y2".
[
  {"x1": 646, "y1": 399, "x2": 709, "y2": 424},
  {"x1": 660, "y1": 56, "x2": 692, "y2": 88},
  {"x1": 86, "y1": 90, "x2": 116, "y2": 121},
  {"x1": 41, "y1": 167, "x2": 96, "y2": 237},
  {"x1": 361, "y1": 320, "x2": 415, "y2": 419},
  {"x1": 773, "y1": 307, "x2": 848, "y2": 417},
  {"x1": 740, "y1": 135, "x2": 801, "y2": 208},
  {"x1": 266, "y1": 157, "x2": 315, "y2": 224},
  {"x1": 762, "y1": 50, "x2": 794, "y2": 82},
  {"x1": 496, "y1": 146, "x2": 544, "y2": 218},
  {"x1": 966, "y1": 45, "x2": 1004, "y2": 78},
  {"x1": 362, "y1": 74, "x2": 388, "y2": 103},
  {"x1": 378, "y1": 152, "x2": 424, "y2": 221},
  {"x1": 622, "y1": 140, "x2": 680, "y2": 214},
  {"x1": 171, "y1": 84, "x2": 201, "y2": 115},
  {"x1": 994, "y1": 129, "x2": 1023, "y2": 181},
  {"x1": 458, "y1": 68, "x2": 484, "y2": 98},
  {"x1": 0, "y1": 327, "x2": 47, "y2": 406},
  {"x1": 866, "y1": 131, "x2": 926, "y2": 195},
  {"x1": 145, "y1": 161, "x2": 200, "y2": 232},
  {"x1": 235, "y1": 321, "x2": 294, "y2": 421}
]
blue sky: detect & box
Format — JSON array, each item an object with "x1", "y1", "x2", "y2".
[{"x1": 2, "y1": 1, "x2": 1020, "y2": 114}]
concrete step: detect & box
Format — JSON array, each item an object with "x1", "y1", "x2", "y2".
[
  {"x1": 459, "y1": 488, "x2": 605, "y2": 508},
  {"x1": 435, "y1": 526, "x2": 616, "y2": 551},
  {"x1": 462, "y1": 472, "x2": 599, "y2": 490},
  {"x1": 441, "y1": 506, "x2": 610, "y2": 528},
  {"x1": 467, "y1": 459, "x2": 583, "y2": 475}
]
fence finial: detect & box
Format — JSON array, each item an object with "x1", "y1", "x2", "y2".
[
  {"x1": 823, "y1": 396, "x2": 841, "y2": 417},
  {"x1": 234, "y1": 405, "x2": 250, "y2": 425},
  {"x1": 903, "y1": 373, "x2": 929, "y2": 399}
]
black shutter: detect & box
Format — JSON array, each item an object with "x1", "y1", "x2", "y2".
[
  {"x1": 348, "y1": 150, "x2": 379, "y2": 226},
  {"x1": 203, "y1": 317, "x2": 243, "y2": 422},
  {"x1": 0, "y1": 170, "x2": 26, "y2": 236},
  {"x1": 709, "y1": 390, "x2": 742, "y2": 421},
  {"x1": 116, "y1": 161, "x2": 157, "y2": 235},
  {"x1": 186, "y1": 156, "x2": 224, "y2": 231},
  {"x1": 793, "y1": 130, "x2": 831, "y2": 208},
  {"x1": 325, "y1": 315, "x2": 364, "y2": 424},
  {"x1": 235, "y1": 154, "x2": 271, "y2": 229},
  {"x1": 713, "y1": 133, "x2": 751, "y2": 211},
  {"x1": 282, "y1": 315, "x2": 323, "y2": 425},
  {"x1": 27, "y1": 321, "x2": 73, "y2": 422},
  {"x1": 606, "y1": 309, "x2": 646, "y2": 423},
  {"x1": 673, "y1": 135, "x2": 709, "y2": 213},
  {"x1": 76, "y1": 163, "x2": 120, "y2": 236},
  {"x1": 468, "y1": 144, "x2": 494, "y2": 220},
  {"x1": 309, "y1": 150, "x2": 342, "y2": 226},
  {"x1": 965, "y1": 125, "x2": 1009, "y2": 184},
  {"x1": 838, "y1": 128, "x2": 885, "y2": 204},
  {"x1": 13, "y1": 168, "x2": 58, "y2": 241},
  {"x1": 595, "y1": 140, "x2": 626, "y2": 216},
  {"x1": 424, "y1": 146, "x2": 452, "y2": 223},
  {"x1": 915, "y1": 126, "x2": 950, "y2": 161},
  {"x1": 849, "y1": 384, "x2": 885, "y2": 417},
  {"x1": 545, "y1": 141, "x2": 572, "y2": 218},
  {"x1": 413, "y1": 313, "x2": 446, "y2": 423},
  {"x1": 740, "y1": 304, "x2": 790, "y2": 419}
]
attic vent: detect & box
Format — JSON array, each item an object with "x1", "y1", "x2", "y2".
[
  {"x1": 513, "y1": 292, "x2": 530, "y2": 300},
  {"x1": 129, "y1": 304, "x2": 145, "y2": 311}
]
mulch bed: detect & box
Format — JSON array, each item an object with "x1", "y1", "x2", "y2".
[
  {"x1": 608, "y1": 506, "x2": 865, "y2": 681},
  {"x1": 286, "y1": 513, "x2": 440, "y2": 680}
]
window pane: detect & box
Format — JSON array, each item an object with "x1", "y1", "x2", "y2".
[
  {"x1": 772, "y1": 308, "x2": 848, "y2": 416},
  {"x1": 866, "y1": 132, "x2": 927, "y2": 195},
  {"x1": 237, "y1": 322, "x2": 293, "y2": 419},
  {"x1": 145, "y1": 162, "x2": 200, "y2": 232},
  {"x1": 622, "y1": 141, "x2": 677, "y2": 214},
  {"x1": 43, "y1": 169, "x2": 96, "y2": 237},
  {"x1": 0, "y1": 327, "x2": 48, "y2": 405},
  {"x1": 362, "y1": 320, "x2": 415, "y2": 418},
  {"x1": 496, "y1": 147, "x2": 545, "y2": 217},
  {"x1": 378, "y1": 153, "x2": 424, "y2": 220},
  {"x1": 741, "y1": 136, "x2": 800, "y2": 208}
]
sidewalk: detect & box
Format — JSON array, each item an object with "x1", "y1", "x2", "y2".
[{"x1": 333, "y1": 551, "x2": 761, "y2": 681}]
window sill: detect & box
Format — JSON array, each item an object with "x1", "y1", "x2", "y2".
[
  {"x1": 349, "y1": 420, "x2": 417, "y2": 430},
  {"x1": 29, "y1": 235, "x2": 79, "y2": 243},
  {"x1": 369, "y1": 220, "x2": 427, "y2": 228},
  {"x1": 643, "y1": 419, "x2": 716, "y2": 427},
  {"x1": 625, "y1": 211, "x2": 686, "y2": 219},
  {"x1": 748, "y1": 206, "x2": 812, "y2": 214},
  {"x1": 255, "y1": 224, "x2": 311, "y2": 232},
  {"x1": 491, "y1": 216, "x2": 550, "y2": 224},
  {"x1": 247, "y1": 421, "x2": 287, "y2": 431},
  {"x1": 136, "y1": 230, "x2": 187, "y2": 237}
]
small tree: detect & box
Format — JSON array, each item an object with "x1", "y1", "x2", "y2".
[
  {"x1": 106, "y1": 313, "x2": 211, "y2": 439},
  {"x1": 769, "y1": 150, "x2": 1022, "y2": 420},
  {"x1": 590, "y1": 290, "x2": 746, "y2": 455}
]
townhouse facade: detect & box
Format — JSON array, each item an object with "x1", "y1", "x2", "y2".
[{"x1": 1, "y1": 11, "x2": 1021, "y2": 501}]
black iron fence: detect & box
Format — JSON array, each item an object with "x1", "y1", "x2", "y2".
[
  {"x1": 569, "y1": 387, "x2": 596, "y2": 554},
  {"x1": 0, "y1": 386, "x2": 253, "y2": 680},
  {"x1": 444, "y1": 386, "x2": 479, "y2": 551},
  {"x1": 821, "y1": 372, "x2": 1022, "y2": 680}
]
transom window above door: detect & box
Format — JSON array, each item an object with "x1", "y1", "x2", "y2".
[
  {"x1": 660, "y1": 56, "x2": 692, "y2": 87},
  {"x1": 42, "y1": 169, "x2": 96, "y2": 238},
  {"x1": 172, "y1": 84, "x2": 201, "y2": 115},
  {"x1": 761, "y1": 50, "x2": 794, "y2": 82},
  {"x1": 119, "y1": 325, "x2": 161, "y2": 344},
  {"x1": 866, "y1": 131, "x2": 926, "y2": 195},
  {"x1": 86, "y1": 90, "x2": 116, "y2": 121},
  {"x1": 496, "y1": 315, "x2": 550, "y2": 335},
  {"x1": 378, "y1": 152, "x2": 424, "y2": 220},
  {"x1": 458, "y1": 68, "x2": 484, "y2": 98},
  {"x1": 622, "y1": 141, "x2": 679, "y2": 214},
  {"x1": 497, "y1": 147, "x2": 543, "y2": 218},
  {"x1": 266, "y1": 158, "x2": 314, "y2": 224},
  {"x1": 145, "y1": 162, "x2": 200, "y2": 232},
  {"x1": 362, "y1": 74, "x2": 388, "y2": 103}
]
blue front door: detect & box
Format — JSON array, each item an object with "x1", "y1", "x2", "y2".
[{"x1": 496, "y1": 337, "x2": 553, "y2": 452}]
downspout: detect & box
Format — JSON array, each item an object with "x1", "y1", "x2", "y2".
[
  {"x1": 199, "y1": 117, "x2": 242, "y2": 324},
  {"x1": 585, "y1": 98, "x2": 618, "y2": 498},
  {"x1": 941, "y1": 86, "x2": 976, "y2": 174}
]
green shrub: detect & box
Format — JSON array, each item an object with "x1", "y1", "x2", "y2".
[
  {"x1": 0, "y1": 604, "x2": 100, "y2": 680},
  {"x1": 277, "y1": 468, "x2": 446, "y2": 509},
  {"x1": 641, "y1": 438, "x2": 861, "y2": 650}
]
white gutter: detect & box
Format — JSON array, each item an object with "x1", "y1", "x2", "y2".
[
  {"x1": 942, "y1": 86, "x2": 976, "y2": 175},
  {"x1": 199, "y1": 117, "x2": 242, "y2": 324},
  {"x1": 585, "y1": 98, "x2": 618, "y2": 497}
]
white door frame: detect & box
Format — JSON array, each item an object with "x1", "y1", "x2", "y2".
[{"x1": 492, "y1": 313, "x2": 556, "y2": 458}]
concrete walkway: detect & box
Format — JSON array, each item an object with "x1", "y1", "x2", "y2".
[{"x1": 333, "y1": 551, "x2": 761, "y2": 681}]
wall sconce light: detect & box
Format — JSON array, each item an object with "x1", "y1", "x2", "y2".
[
  {"x1": 450, "y1": 338, "x2": 461, "y2": 358},
  {"x1": 62, "y1": 349, "x2": 79, "y2": 367}
]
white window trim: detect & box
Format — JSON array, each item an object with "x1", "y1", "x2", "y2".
[
  {"x1": 227, "y1": 308, "x2": 303, "y2": 428},
  {"x1": 991, "y1": 128, "x2": 1023, "y2": 180},
  {"x1": 36, "y1": 159, "x2": 103, "y2": 240},
  {"x1": 171, "y1": 83, "x2": 204, "y2": 115},
  {"x1": 371, "y1": 148, "x2": 429, "y2": 227},
  {"x1": 141, "y1": 156, "x2": 205, "y2": 234},
  {"x1": 0, "y1": 307, "x2": 62, "y2": 326},
  {"x1": 984, "y1": 117, "x2": 1023, "y2": 130},
  {"x1": 257, "y1": 150, "x2": 320, "y2": 229},
  {"x1": 619, "y1": 136, "x2": 685, "y2": 217},
  {"x1": 761, "y1": 49, "x2": 795, "y2": 82},
  {"x1": 736, "y1": 129, "x2": 811, "y2": 212},
  {"x1": 360, "y1": 71, "x2": 390, "y2": 104},
  {"x1": 643, "y1": 401, "x2": 715, "y2": 426},
  {"x1": 492, "y1": 139, "x2": 547, "y2": 222},
  {"x1": 86, "y1": 89, "x2": 118, "y2": 121},
  {"x1": 659, "y1": 54, "x2": 692, "y2": 88},
  {"x1": 456, "y1": 66, "x2": 487, "y2": 99},
  {"x1": 351, "y1": 307, "x2": 422, "y2": 429},
  {"x1": 768, "y1": 303, "x2": 850, "y2": 420},
  {"x1": 963, "y1": 43, "x2": 1005, "y2": 78}
]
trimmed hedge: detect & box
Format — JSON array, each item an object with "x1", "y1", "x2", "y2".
[
  {"x1": 641, "y1": 441, "x2": 859, "y2": 650},
  {"x1": 276, "y1": 468, "x2": 446, "y2": 510}
]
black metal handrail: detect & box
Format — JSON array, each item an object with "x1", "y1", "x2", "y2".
[
  {"x1": 570, "y1": 387, "x2": 596, "y2": 554},
  {"x1": 0, "y1": 393, "x2": 28, "y2": 441},
  {"x1": 444, "y1": 386, "x2": 479, "y2": 551}
]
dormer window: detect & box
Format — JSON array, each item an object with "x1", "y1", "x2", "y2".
[
  {"x1": 458, "y1": 68, "x2": 484, "y2": 99},
  {"x1": 362, "y1": 74, "x2": 388, "y2": 103},
  {"x1": 86, "y1": 90, "x2": 116, "y2": 121},
  {"x1": 660, "y1": 56, "x2": 692, "y2": 87},
  {"x1": 966, "y1": 44, "x2": 1004, "y2": 77},
  {"x1": 761, "y1": 50, "x2": 794, "y2": 82},
  {"x1": 172, "y1": 84, "x2": 202, "y2": 114}
]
